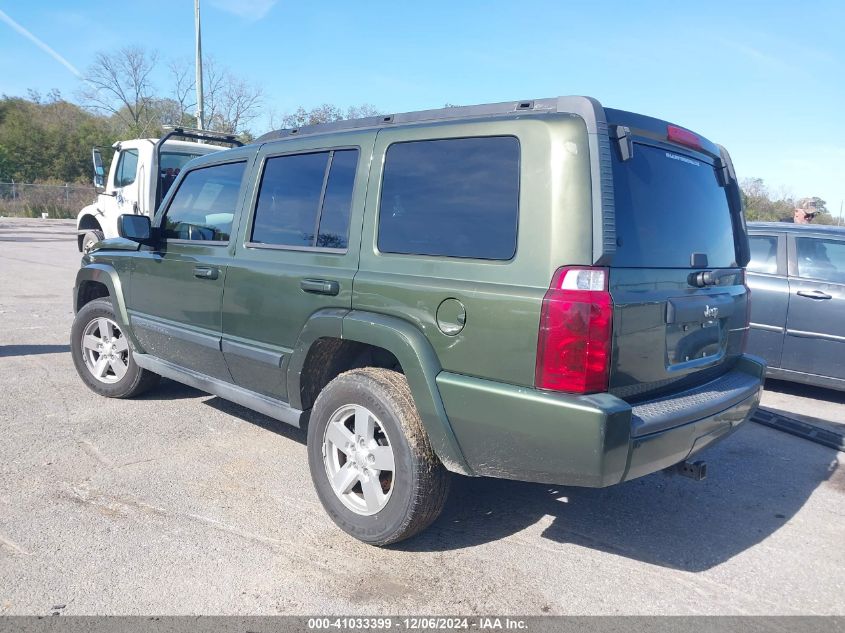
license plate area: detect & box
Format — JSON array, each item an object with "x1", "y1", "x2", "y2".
[{"x1": 665, "y1": 294, "x2": 733, "y2": 366}]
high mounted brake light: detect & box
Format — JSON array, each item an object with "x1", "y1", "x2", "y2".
[
  {"x1": 535, "y1": 267, "x2": 613, "y2": 394},
  {"x1": 667, "y1": 125, "x2": 702, "y2": 150}
]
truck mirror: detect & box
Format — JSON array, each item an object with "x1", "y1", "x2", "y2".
[
  {"x1": 92, "y1": 148, "x2": 105, "y2": 190},
  {"x1": 117, "y1": 214, "x2": 152, "y2": 244}
]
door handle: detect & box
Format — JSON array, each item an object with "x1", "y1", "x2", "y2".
[
  {"x1": 300, "y1": 279, "x2": 340, "y2": 296},
  {"x1": 193, "y1": 266, "x2": 219, "y2": 280},
  {"x1": 797, "y1": 289, "x2": 831, "y2": 300}
]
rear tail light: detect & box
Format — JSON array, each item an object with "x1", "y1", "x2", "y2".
[
  {"x1": 667, "y1": 124, "x2": 702, "y2": 150},
  {"x1": 535, "y1": 266, "x2": 613, "y2": 394}
]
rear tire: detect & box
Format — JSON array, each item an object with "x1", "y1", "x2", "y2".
[
  {"x1": 307, "y1": 368, "x2": 450, "y2": 546},
  {"x1": 70, "y1": 298, "x2": 159, "y2": 398},
  {"x1": 81, "y1": 229, "x2": 104, "y2": 254}
]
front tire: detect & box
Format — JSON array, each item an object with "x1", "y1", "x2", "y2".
[
  {"x1": 307, "y1": 368, "x2": 450, "y2": 546},
  {"x1": 70, "y1": 298, "x2": 159, "y2": 398},
  {"x1": 81, "y1": 229, "x2": 104, "y2": 254}
]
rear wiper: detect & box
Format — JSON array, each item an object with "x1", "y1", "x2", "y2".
[
  {"x1": 610, "y1": 125, "x2": 633, "y2": 161},
  {"x1": 688, "y1": 269, "x2": 737, "y2": 288}
]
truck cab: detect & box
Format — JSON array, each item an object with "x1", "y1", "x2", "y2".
[{"x1": 76, "y1": 129, "x2": 237, "y2": 253}]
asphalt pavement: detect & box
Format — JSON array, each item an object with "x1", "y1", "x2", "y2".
[{"x1": 0, "y1": 218, "x2": 843, "y2": 615}]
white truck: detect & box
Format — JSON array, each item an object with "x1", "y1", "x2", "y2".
[{"x1": 76, "y1": 127, "x2": 240, "y2": 252}]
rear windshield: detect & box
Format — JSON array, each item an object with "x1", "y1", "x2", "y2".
[
  {"x1": 161, "y1": 151, "x2": 204, "y2": 174},
  {"x1": 611, "y1": 143, "x2": 737, "y2": 268}
]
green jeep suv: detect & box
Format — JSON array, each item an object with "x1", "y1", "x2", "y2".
[{"x1": 71, "y1": 96, "x2": 765, "y2": 545}]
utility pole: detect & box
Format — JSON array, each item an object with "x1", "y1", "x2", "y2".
[{"x1": 194, "y1": 0, "x2": 204, "y2": 130}]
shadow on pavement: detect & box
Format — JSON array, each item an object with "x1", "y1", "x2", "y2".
[
  {"x1": 136, "y1": 378, "x2": 205, "y2": 402},
  {"x1": 138, "y1": 380, "x2": 838, "y2": 572},
  {"x1": 0, "y1": 236, "x2": 73, "y2": 243},
  {"x1": 139, "y1": 378, "x2": 307, "y2": 443},
  {"x1": 203, "y1": 394, "x2": 308, "y2": 445},
  {"x1": 764, "y1": 378, "x2": 845, "y2": 405},
  {"x1": 400, "y1": 425, "x2": 838, "y2": 571},
  {"x1": 762, "y1": 379, "x2": 845, "y2": 435},
  {"x1": 0, "y1": 343, "x2": 70, "y2": 357}
]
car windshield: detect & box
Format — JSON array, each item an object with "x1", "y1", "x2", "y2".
[{"x1": 160, "y1": 151, "x2": 204, "y2": 197}]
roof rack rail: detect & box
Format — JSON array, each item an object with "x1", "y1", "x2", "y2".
[
  {"x1": 161, "y1": 125, "x2": 243, "y2": 145},
  {"x1": 255, "y1": 96, "x2": 601, "y2": 143},
  {"x1": 153, "y1": 126, "x2": 244, "y2": 209}
]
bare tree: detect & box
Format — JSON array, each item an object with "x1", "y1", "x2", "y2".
[
  {"x1": 216, "y1": 75, "x2": 262, "y2": 134},
  {"x1": 201, "y1": 56, "x2": 226, "y2": 126},
  {"x1": 279, "y1": 103, "x2": 383, "y2": 129},
  {"x1": 80, "y1": 46, "x2": 159, "y2": 136},
  {"x1": 26, "y1": 88, "x2": 63, "y2": 105},
  {"x1": 146, "y1": 97, "x2": 186, "y2": 128},
  {"x1": 345, "y1": 103, "x2": 381, "y2": 120},
  {"x1": 266, "y1": 106, "x2": 282, "y2": 131},
  {"x1": 167, "y1": 58, "x2": 196, "y2": 124},
  {"x1": 281, "y1": 103, "x2": 342, "y2": 128},
  {"x1": 279, "y1": 106, "x2": 315, "y2": 128},
  {"x1": 201, "y1": 57, "x2": 262, "y2": 135}
]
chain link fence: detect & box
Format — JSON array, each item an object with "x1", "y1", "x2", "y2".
[{"x1": 0, "y1": 182, "x2": 95, "y2": 219}]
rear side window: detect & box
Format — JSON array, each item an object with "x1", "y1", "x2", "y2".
[
  {"x1": 796, "y1": 237, "x2": 845, "y2": 283},
  {"x1": 611, "y1": 144, "x2": 737, "y2": 268},
  {"x1": 162, "y1": 161, "x2": 246, "y2": 242},
  {"x1": 378, "y1": 136, "x2": 520, "y2": 260},
  {"x1": 114, "y1": 149, "x2": 139, "y2": 188},
  {"x1": 250, "y1": 149, "x2": 359, "y2": 250},
  {"x1": 747, "y1": 235, "x2": 779, "y2": 274},
  {"x1": 316, "y1": 150, "x2": 358, "y2": 248}
]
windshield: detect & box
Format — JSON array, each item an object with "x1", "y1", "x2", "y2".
[
  {"x1": 161, "y1": 151, "x2": 203, "y2": 172},
  {"x1": 611, "y1": 143, "x2": 737, "y2": 268},
  {"x1": 160, "y1": 151, "x2": 203, "y2": 198}
]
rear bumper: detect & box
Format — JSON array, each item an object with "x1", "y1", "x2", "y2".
[{"x1": 436, "y1": 355, "x2": 765, "y2": 486}]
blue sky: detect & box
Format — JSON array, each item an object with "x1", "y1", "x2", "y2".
[{"x1": 1, "y1": 0, "x2": 843, "y2": 214}]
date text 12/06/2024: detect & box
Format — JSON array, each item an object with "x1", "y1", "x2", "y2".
[{"x1": 306, "y1": 617, "x2": 528, "y2": 630}]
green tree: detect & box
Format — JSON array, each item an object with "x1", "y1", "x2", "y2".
[
  {"x1": 0, "y1": 95, "x2": 116, "y2": 183},
  {"x1": 741, "y1": 178, "x2": 836, "y2": 225},
  {"x1": 278, "y1": 103, "x2": 382, "y2": 129}
]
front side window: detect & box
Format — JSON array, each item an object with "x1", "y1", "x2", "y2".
[
  {"x1": 250, "y1": 149, "x2": 358, "y2": 249},
  {"x1": 795, "y1": 237, "x2": 845, "y2": 283},
  {"x1": 747, "y1": 235, "x2": 779, "y2": 274},
  {"x1": 378, "y1": 136, "x2": 520, "y2": 260},
  {"x1": 162, "y1": 161, "x2": 246, "y2": 242},
  {"x1": 114, "y1": 149, "x2": 139, "y2": 188}
]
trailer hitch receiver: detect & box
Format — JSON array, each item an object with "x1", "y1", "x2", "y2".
[{"x1": 675, "y1": 460, "x2": 707, "y2": 481}]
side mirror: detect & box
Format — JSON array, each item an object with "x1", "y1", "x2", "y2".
[
  {"x1": 117, "y1": 214, "x2": 153, "y2": 245},
  {"x1": 92, "y1": 148, "x2": 105, "y2": 190}
]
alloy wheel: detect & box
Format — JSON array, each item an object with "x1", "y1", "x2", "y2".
[
  {"x1": 80, "y1": 317, "x2": 129, "y2": 384},
  {"x1": 322, "y1": 404, "x2": 396, "y2": 516}
]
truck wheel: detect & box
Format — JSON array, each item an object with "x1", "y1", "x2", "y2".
[
  {"x1": 307, "y1": 368, "x2": 450, "y2": 546},
  {"x1": 81, "y1": 230, "x2": 105, "y2": 254},
  {"x1": 70, "y1": 298, "x2": 159, "y2": 398}
]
